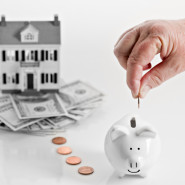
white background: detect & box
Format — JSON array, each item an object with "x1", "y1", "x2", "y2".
[{"x1": 0, "y1": 0, "x2": 185, "y2": 184}]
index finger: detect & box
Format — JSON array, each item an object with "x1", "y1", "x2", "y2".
[{"x1": 126, "y1": 36, "x2": 162, "y2": 98}]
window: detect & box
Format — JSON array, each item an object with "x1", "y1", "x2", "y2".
[
  {"x1": 41, "y1": 73, "x2": 44, "y2": 84},
  {"x1": 16, "y1": 73, "x2": 19, "y2": 84},
  {"x1": 12, "y1": 77, "x2": 15, "y2": 83},
  {"x1": 50, "y1": 74, "x2": 53, "y2": 83},
  {"x1": 25, "y1": 33, "x2": 34, "y2": 40},
  {"x1": 11, "y1": 51, "x2": 15, "y2": 61},
  {"x1": 7, "y1": 51, "x2": 11, "y2": 61},
  {"x1": 31, "y1": 51, "x2": 34, "y2": 61},
  {"x1": 21, "y1": 50, "x2": 25, "y2": 61},
  {"x1": 2, "y1": 73, "x2": 6, "y2": 84},
  {"x1": 54, "y1": 50, "x2": 57, "y2": 61},
  {"x1": 54, "y1": 73, "x2": 57, "y2": 83},
  {"x1": 46, "y1": 74, "x2": 48, "y2": 83},
  {"x1": 25, "y1": 50, "x2": 29, "y2": 61},
  {"x1": 49, "y1": 50, "x2": 54, "y2": 60},
  {"x1": 2, "y1": 50, "x2": 6, "y2": 61},
  {"x1": 15, "y1": 50, "x2": 19, "y2": 61},
  {"x1": 45, "y1": 51, "x2": 48, "y2": 60}
]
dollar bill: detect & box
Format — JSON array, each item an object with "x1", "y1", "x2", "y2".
[
  {"x1": 0, "y1": 80, "x2": 104, "y2": 134},
  {"x1": 0, "y1": 95, "x2": 11, "y2": 106},
  {"x1": 47, "y1": 116, "x2": 76, "y2": 128},
  {"x1": 37, "y1": 119, "x2": 56, "y2": 129},
  {"x1": 0, "y1": 103, "x2": 41, "y2": 131},
  {"x1": 0, "y1": 121, "x2": 65, "y2": 136},
  {"x1": 10, "y1": 93, "x2": 67, "y2": 119},
  {"x1": 58, "y1": 81, "x2": 104, "y2": 110}
]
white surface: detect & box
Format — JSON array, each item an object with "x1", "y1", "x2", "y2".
[{"x1": 0, "y1": 0, "x2": 185, "y2": 184}]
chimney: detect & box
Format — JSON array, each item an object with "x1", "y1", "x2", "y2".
[
  {"x1": 53, "y1": 15, "x2": 59, "y2": 26},
  {"x1": 1, "y1": 15, "x2": 6, "y2": 26}
]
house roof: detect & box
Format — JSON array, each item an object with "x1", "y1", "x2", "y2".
[
  {"x1": 0, "y1": 21, "x2": 61, "y2": 45},
  {"x1": 21, "y1": 24, "x2": 39, "y2": 35}
]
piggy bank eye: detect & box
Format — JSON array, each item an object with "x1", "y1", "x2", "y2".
[
  {"x1": 138, "y1": 148, "x2": 140, "y2": 150},
  {"x1": 130, "y1": 148, "x2": 132, "y2": 150}
]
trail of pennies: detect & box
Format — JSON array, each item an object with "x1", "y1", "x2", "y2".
[{"x1": 52, "y1": 136, "x2": 94, "y2": 175}]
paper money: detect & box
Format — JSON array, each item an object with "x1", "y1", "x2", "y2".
[
  {"x1": 10, "y1": 93, "x2": 67, "y2": 119},
  {"x1": 37, "y1": 119, "x2": 56, "y2": 130},
  {"x1": 0, "y1": 103, "x2": 40, "y2": 131},
  {"x1": 0, "y1": 124, "x2": 64, "y2": 136},
  {"x1": 0, "y1": 95, "x2": 11, "y2": 106},
  {"x1": 27, "y1": 123, "x2": 65, "y2": 133},
  {"x1": 47, "y1": 116, "x2": 76, "y2": 128},
  {"x1": 0, "y1": 80, "x2": 104, "y2": 135},
  {"x1": 58, "y1": 81, "x2": 103, "y2": 110}
]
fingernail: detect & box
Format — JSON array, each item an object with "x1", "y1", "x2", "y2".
[
  {"x1": 140, "y1": 85, "x2": 151, "y2": 98},
  {"x1": 131, "y1": 91, "x2": 138, "y2": 99}
]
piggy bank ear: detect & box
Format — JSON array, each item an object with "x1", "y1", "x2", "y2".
[
  {"x1": 136, "y1": 126, "x2": 156, "y2": 138},
  {"x1": 110, "y1": 125, "x2": 129, "y2": 142}
]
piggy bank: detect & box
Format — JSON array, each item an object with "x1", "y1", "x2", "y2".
[{"x1": 104, "y1": 114, "x2": 161, "y2": 178}]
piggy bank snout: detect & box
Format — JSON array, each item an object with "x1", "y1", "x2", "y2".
[{"x1": 127, "y1": 156, "x2": 144, "y2": 170}]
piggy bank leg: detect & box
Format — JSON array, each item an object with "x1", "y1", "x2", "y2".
[
  {"x1": 140, "y1": 172, "x2": 148, "y2": 178},
  {"x1": 118, "y1": 172, "x2": 125, "y2": 178}
]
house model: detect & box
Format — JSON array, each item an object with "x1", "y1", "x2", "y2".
[{"x1": 0, "y1": 15, "x2": 61, "y2": 93}]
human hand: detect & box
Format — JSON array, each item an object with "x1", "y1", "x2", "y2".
[{"x1": 114, "y1": 19, "x2": 185, "y2": 98}]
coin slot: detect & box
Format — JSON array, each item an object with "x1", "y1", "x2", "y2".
[{"x1": 130, "y1": 117, "x2": 136, "y2": 128}]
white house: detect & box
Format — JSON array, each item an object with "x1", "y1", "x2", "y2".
[{"x1": 0, "y1": 15, "x2": 61, "y2": 92}]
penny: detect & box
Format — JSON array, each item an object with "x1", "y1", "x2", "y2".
[
  {"x1": 57, "y1": 146, "x2": 72, "y2": 155},
  {"x1": 52, "y1": 137, "x2": 67, "y2": 145},
  {"x1": 66, "y1": 156, "x2": 81, "y2": 165},
  {"x1": 78, "y1": 166, "x2": 94, "y2": 175}
]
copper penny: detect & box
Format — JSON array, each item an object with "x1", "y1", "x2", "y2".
[
  {"x1": 52, "y1": 137, "x2": 67, "y2": 145},
  {"x1": 78, "y1": 166, "x2": 94, "y2": 175},
  {"x1": 57, "y1": 146, "x2": 72, "y2": 155},
  {"x1": 66, "y1": 156, "x2": 81, "y2": 165}
]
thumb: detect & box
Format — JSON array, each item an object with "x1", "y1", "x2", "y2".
[{"x1": 140, "y1": 56, "x2": 182, "y2": 98}]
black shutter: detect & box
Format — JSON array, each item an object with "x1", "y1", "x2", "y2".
[
  {"x1": 54, "y1": 73, "x2": 57, "y2": 83},
  {"x1": 2, "y1": 73, "x2": 6, "y2": 84},
  {"x1": 41, "y1": 50, "x2": 44, "y2": 61},
  {"x1": 21, "y1": 50, "x2": 25, "y2": 61},
  {"x1": 2, "y1": 51, "x2": 6, "y2": 61},
  {"x1": 35, "y1": 51, "x2": 38, "y2": 61},
  {"x1": 41, "y1": 73, "x2": 44, "y2": 84},
  {"x1": 15, "y1": 51, "x2": 19, "y2": 61},
  {"x1": 16, "y1": 73, "x2": 19, "y2": 84},
  {"x1": 54, "y1": 50, "x2": 57, "y2": 61}
]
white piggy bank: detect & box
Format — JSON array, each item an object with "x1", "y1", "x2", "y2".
[{"x1": 104, "y1": 114, "x2": 161, "y2": 178}]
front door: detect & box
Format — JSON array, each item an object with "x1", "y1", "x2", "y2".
[{"x1": 27, "y1": 73, "x2": 34, "y2": 89}]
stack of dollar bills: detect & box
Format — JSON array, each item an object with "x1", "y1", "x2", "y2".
[{"x1": 0, "y1": 81, "x2": 104, "y2": 136}]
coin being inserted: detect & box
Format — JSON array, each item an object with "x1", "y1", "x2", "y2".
[
  {"x1": 78, "y1": 166, "x2": 94, "y2": 175},
  {"x1": 57, "y1": 146, "x2": 72, "y2": 155},
  {"x1": 66, "y1": 156, "x2": 81, "y2": 165},
  {"x1": 52, "y1": 137, "x2": 67, "y2": 145}
]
